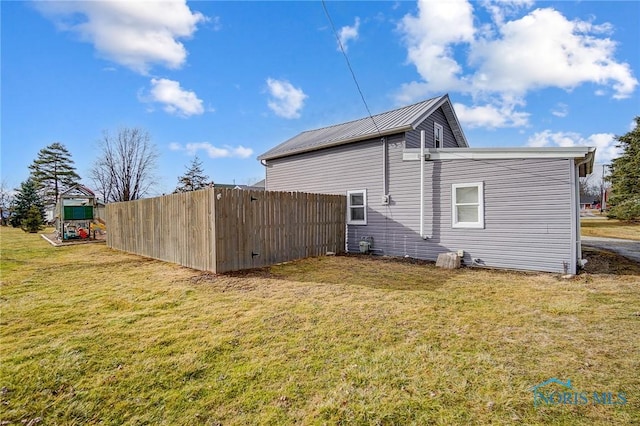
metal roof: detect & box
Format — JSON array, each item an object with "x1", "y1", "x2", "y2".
[{"x1": 259, "y1": 94, "x2": 467, "y2": 160}]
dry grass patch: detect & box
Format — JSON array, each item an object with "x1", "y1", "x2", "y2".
[
  {"x1": 581, "y1": 218, "x2": 640, "y2": 240},
  {"x1": 1, "y1": 227, "x2": 639, "y2": 425}
]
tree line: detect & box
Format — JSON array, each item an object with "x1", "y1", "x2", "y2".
[{"x1": 2, "y1": 127, "x2": 216, "y2": 232}]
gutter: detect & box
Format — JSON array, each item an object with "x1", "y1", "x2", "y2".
[
  {"x1": 402, "y1": 147, "x2": 596, "y2": 162},
  {"x1": 576, "y1": 147, "x2": 596, "y2": 177},
  {"x1": 573, "y1": 148, "x2": 596, "y2": 268}
]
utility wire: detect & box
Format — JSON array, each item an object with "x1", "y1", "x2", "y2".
[
  {"x1": 321, "y1": 0, "x2": 382, "y2": 136},
  {"x1": 438, "y1": 150, "x2": 587, "y2": 185},
  {"x1": 321, "y1": 1, "x2": 590, "y2": 186}
]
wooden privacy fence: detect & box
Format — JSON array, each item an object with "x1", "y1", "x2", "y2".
[{"x1": 106, "y1": 188, "x2": 346, "y2": 273}]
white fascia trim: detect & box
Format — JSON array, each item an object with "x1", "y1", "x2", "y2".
[
  {"x1": 409, "y1": 95, "x2": 469, "y2": 148},
  {"x1": 260, "y1": 126, "x2": 413, "y2": 161},
  {"x1": 402, "y1": 147, "x2": 595, "y2": 162}
]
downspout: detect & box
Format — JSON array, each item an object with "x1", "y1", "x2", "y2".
[
  {"x1": 260, "y1": 159, "x2": 268, "y2": 190},
  {"x1": 382, "y1": 137, "x2": 387, "y2": 197},
  {"x1": 569, "y1": 160, "x2": 577, "y2": 274},
  {"x1": 574, "y1": 155, "x2": 592, "y2": 267},
  {"x1": 420, "y1": 130, "x2": 425, "y2": 239}
]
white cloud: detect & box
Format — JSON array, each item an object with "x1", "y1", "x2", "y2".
[
  {"x1": 398, "y1": 0, "x2": 475, "y2": 94},
  {"x1": 266, "y1": 78, "x2": 308, "y2": 119},
  {"x1": 397, "y1": 0, "x2": 638, "y2": 127},
  {"x1": 551, "y1": 103, "x2": 569, "y2": 118},
  {"x1": 36, "y1": 0, "x2": 205, "y2": 74},
  {"x1": 338, "y1": 17, "x2": 360, "y2": 52},
  {"x1": 469, "y1": 8, "x2": 637, "y2": 99},
  {"x1": 170, "y1": 142, "x2": 254, "y2": 159},
  {"x1": 148, "y1": 78, "x2": 204, "y2": 117},
  {"x1": 481, "y1": 0, "x2": 534, "y2": 26},
  {"x1": 454, "y1": 102, "x2": 529, "y2": 128},
  {"x1": 210, "y1": 16, "x2": 222, "y2": 32},
  {"x1": 527, "y1": 130, "x2": 621, "y2": 163},
  {"x1": 232, "y1": 146, "x2": 254, "y2": 158}
]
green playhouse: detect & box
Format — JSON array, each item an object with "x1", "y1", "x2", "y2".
[{"x1": 56, "y1": 185, "x2": 96, "y2": 240}]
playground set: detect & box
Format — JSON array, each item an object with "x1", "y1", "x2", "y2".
[{"x1": 55, "y1": 185, "x2": 104, "y2": 241}]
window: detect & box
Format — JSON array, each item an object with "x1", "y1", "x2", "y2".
[
  {"x1": 347, "y1": 190, "x2": 367, "y2": 225},
  {"x1": 452, "y1": 182, "x2": 484, "y2": 228},
  {"x1": 434, "y1": 123, "x2": 444, "y2": 148}
]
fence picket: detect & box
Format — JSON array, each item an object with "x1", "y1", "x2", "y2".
[{"x1": 106, "y1": 188, "x2": 346, "y2": 273}]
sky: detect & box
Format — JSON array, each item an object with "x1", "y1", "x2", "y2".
[{"x1": 2, "y1": 0, "x2": 639, "y2": 197}]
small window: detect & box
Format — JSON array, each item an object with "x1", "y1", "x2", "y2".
[
  {"x1": 452, "y1": 182, "x2": 484, "y2": 228},
  {"x1": 347, "y1": 190, "x2": 367, "y2": 225},
  {"x1": 434, "y1": 123, "x2": 444, "y2": 148}
]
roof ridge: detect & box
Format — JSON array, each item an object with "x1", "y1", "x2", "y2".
[
  {"x1": 259, "y1": 94, "x2": 465, "y2": 161},
  {"x1": 299, "y1": 95, "x2": 444, "y2": 134}
]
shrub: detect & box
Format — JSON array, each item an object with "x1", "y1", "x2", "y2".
[{"x1": 21, "y1": 205, "x2": 44, "y2": 233}]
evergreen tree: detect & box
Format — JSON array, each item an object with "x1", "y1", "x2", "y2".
[
  {"x1": 21, "y1": 205, "x2": 45, "y2": 233},
  {"x1": 607, "y1": 117, "x2": 640, "y2": 221},
  {"x1": 29, "y1": 142, "x2": 80, "y2": 206},
  {"x1": 10, "y1": 178, "x2": 45, "y2": 228},
  {"x1": 174, "y1": 156, "x2": 212, "y2": 192}
]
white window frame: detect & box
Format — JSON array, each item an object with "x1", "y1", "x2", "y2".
[
  {"x1": 347, "y1": 189, "x2": 367, "y2": 225},
  {"x1": 434, "y1": 122, "x2": 444, "y2": 148},
  {"x1": 451, "y1": 182, "x2": 484, "y2": 229}
]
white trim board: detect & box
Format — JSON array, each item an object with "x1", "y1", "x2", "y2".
[{"x1": 403, "y1": 147, "x2": 595, "y2": 162}]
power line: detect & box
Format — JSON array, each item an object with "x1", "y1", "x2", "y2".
[
  {"x1": 321, "y1": 0, "x2": 381, "y2": 136},
  {"x1": 321, "y1": 0, "x2": 591, "y2": 186},
  {"x1": 441, "y1": 150, "x2": 587, "y2": 185}
]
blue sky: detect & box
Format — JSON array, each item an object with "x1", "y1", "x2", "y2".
[{"x1": 2, "y1": 0, "x2": 638, "y2": 196}]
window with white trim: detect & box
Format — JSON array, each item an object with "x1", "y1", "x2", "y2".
[
  {"x1": 434, "y1": 122, "x2": 444, "y2": 148},
  {"x1": 452, "y1": 182, "x2": 484, "y2": 228},
  {"x1": 347, "y1": 190, "x2": 367, "y2": 225}
]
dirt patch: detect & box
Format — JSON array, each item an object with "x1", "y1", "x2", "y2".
[
  {"x1": 581, "y1": 246, "x2": 640, "y2": 275},
  {"x1": 41, "y1": 231, "x2": 106, "y2": 246},
  {"x1": 194, "y1": 249, "x2": 638, "y2": 287}
]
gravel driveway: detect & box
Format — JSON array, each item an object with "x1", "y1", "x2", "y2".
[{"x1": 582, "y1": 236, "x2": 640, "y2": 264}]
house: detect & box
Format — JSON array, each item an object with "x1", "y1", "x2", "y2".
[
  {"x1": 258, "y1": 94, "x2": 595, "y2": 275},
  {"x1": 580, "y1": 195, "x2": 599, "y2": 210},
  {"x1": 212, "y1": 181, "x2": 265, "y2": 191},
  {"x1": 249, "y1": 179, "x2": 266, "y2": 190}
]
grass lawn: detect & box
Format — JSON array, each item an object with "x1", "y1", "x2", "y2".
[
  {"x1": 1, "y1": 226, "x2": 639, "y2": 425},
  {"x1": 581, "y1": 218, "x2": 640, "y2": 240}
]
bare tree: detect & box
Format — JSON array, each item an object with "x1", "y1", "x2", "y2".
[
  {"x1": 90, "y1": 128, "x2": 159, "y2": 202},
  {"x1": 0, "y1": 178, "x2": 15, "y2": 226},
  {"x1": 579, "y1": 174, "x2": 600, "y2": 202}
]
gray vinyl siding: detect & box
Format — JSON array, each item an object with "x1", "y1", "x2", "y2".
[
  {"x1": 265, "y1": 138, "x2": 385, "y2": 195},
  {"x1": 265, "y1": 139, "x2": 576, "y2": 274},
  {"x1": 405, "y1": 107, "x2": 458, "y2": 149},
  {"x1": 265, "y1": 135, "x2": 399, "y2": 260}
]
